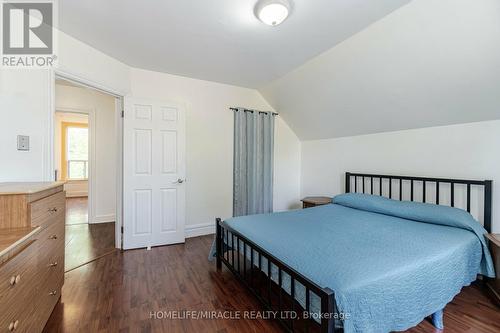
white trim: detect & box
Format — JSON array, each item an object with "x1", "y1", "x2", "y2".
[
  {"x1": 114, "y1": 97, "x2": 124, "y2": 249},
  {"x1": 54, "y1": 69, "x2": 126, "y2": 98},
  {"x1": 185, "y1": 223, "x2": 215, "y2": 239},
  {"x1": 93, "y1": 214, "x2": 116, "y2": 224},
  {"x1": 45, "y1": 70, "x2": 55, "y2": 181}
]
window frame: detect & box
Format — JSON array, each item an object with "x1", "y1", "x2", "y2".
[{"x1": 61, "y1": 121, "x2": 89, "y2": 181}]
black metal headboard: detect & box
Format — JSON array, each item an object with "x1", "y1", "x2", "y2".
[{"x1": 345, "y1": 172, "x2": 493, "y2": 232}]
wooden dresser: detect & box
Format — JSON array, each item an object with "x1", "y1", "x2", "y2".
[
  {"x1": 0, "y1": 182, "x2": 65, "y2": 333},
  {"x1": 485, "y1": 233, "x2": 500, "y2": 305}
]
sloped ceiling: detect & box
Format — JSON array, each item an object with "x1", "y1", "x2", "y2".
[
  {"x1": 260, "y1": 0, "x2": 500, "y2": 140},
  {"x1": 58, "y1": 0, "x2": 410, "y2": 88}
]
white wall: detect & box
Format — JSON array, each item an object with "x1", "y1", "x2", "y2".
[
  {"x1": 130, "y1": 69, "x2": 301, "y2": 235},
  {"x1": 54, "y1": 112, "x2": 89, "y2": 197},
  {"x1": 0, "y1": 30, "x2": 302, "y2": 239},
  {"x1": 0, "y1": 30, "x2": 130, "y2": 183},
  {"x1": 274, "y1": 118, "x2": 302, "y2": 211},
  {"x1": 260, "y1": 0, "x2": 500, "y2": 140},
  {"x1": 57, "y1": 32, "x2": 131, "y2": 94},
  {"x1": 0, "y1": 69, "x2": 51, "y2": 181},
  {"x1": 301, "y1": 120, "x2": 500, "y2": 233},
  {"x1": 55, "y1": 84, "x2": 117, "y2": 223}
]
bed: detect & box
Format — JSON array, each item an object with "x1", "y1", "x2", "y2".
[{"x1": 215, "y1": 172, "x2": 495, "y2": 333}]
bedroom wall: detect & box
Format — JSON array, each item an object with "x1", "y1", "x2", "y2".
[
  {"x1": 300, "y1": 120, "x2": 500, "y2": 233},
  {"x1": 130, "y1": 68, "x2": 301, "y2": 236},
  {"x1": 0, "y1": 30, "x2": 130, "y2": 182},
  {"x1": 274, "y1": 117, "x2": 302, "y2": 212},
  {"x1": 260, "y1": 0, "x2": 500, "y2": 140},
  {"x1": 0, "y1": 69, "x2": 51, "y2": 181},
  {"x1": 0, "y1": 30, "x2": 302, "y2": 237}
]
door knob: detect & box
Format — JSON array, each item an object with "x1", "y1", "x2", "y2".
[{"x1": 172, "y1": 178, "x2": 185, "y2": 184}]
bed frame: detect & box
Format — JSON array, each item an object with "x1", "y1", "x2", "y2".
[{"x1": 216, "y1": 172, "x2": 493, "y2": 332}]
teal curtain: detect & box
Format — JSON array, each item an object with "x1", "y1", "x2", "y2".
[{"x1": 233, "y1": 108, "x2": 275, "y2": 216}]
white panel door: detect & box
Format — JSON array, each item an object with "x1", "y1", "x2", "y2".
[{"x1": 123, "y1": 98, "x2": 185, "y2": 250}]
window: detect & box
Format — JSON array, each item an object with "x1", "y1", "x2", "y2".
[{"x1": 62, "y1": 122, "x2": 88, "y2": 180}]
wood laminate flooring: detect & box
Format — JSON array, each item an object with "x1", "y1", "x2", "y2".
[
  {"x1": 64, "y1": 197, "x2": 116, "y2": 271},
  {"x1": 65, "y1": 222, "x2": 116, "y2": 272},
  {"x1": 66, "y1": 197, "x2": 88, "y2": 225},
  {"x1": 46, "y1": 235, "x2": 500, "y2": 333}
]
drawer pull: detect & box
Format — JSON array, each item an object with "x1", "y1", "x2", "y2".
[
  {"x1": 49, "y1": 234, "x2": 58, "y2": 240},
  {"x1": 49, "y1": 262, "x2": 58, "y2": 267},
  {"x1": 48, "y1": 207, "x2": 58, "y2": 213},
  {"x1": 9, "y1": 275, "x2": 21, "y2": 286},
  {"x1": 49, "y1": 290, "x2": 58, "y2": 296},
  {"x1": 8, "y1": 320, "x2": 19, "y2": 331}
]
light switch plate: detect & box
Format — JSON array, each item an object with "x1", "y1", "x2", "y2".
[{"x1": 17, "y1": 135, "x2": 29, "y2": 151}]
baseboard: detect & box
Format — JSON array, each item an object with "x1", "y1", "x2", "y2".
[
  {"x1": 185, "y1": 222, "x2": 215, "y2": 238},
  {"x1": 91, "y1": 214, "x2": 116, "y2": 224},
  {"x1": 66, "y1": 191, "x2": 88, "y2": 198}
]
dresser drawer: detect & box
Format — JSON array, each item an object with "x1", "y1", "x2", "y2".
[
  {"x1": 37, "y1": 217, "x2": 64, "y2": 271},
  {"x1": 0, "y1": 183, "x2": 65, "y2": 333},
  {"x1": 33, "y1": 267, "x2": 63, "y2": 332},
  {"x1": 37, "y1": 215, "x2": 65, "y2": 251},
  {"x1": 38, "y1": 242, "x2": 64, "y2": 282},
  {"x1": 0, "y1": 240, "x2": 38, "y2": 309},
  {"x1": 0, "y1": 299, "x2": 35, "y2": 333},
  {"x1": 30, "y1": 191, "x2": 65, "y2": 228}
]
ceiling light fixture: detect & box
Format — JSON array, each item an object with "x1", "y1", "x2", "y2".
[{"x1": 255, "y1": 0, "x2": 291, "y2": 26}]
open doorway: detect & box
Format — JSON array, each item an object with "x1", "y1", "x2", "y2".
[
  {"x1": 55, "y1": 112, "x2": 89, "y2": 225},
  {"x1": 54, "y1": 78, "x2": 119, "y2": 272}
]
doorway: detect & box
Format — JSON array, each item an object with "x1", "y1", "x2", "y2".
[
  {"x1": 55, "y1": 113, "x2": 89, "y2": 225},
  {"x1": 54, "y1": 78, "x2": 120, "y2": 271}
]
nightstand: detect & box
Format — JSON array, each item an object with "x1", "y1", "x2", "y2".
[
  {"x1": 301, "y1": 196, "x2": 332, "y2": 209},
  {"x1": 485, "y1": 233, "x2": 500, "y2": 305}
]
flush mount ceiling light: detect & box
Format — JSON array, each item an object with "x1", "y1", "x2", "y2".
[{"x1": 255, "y1": 0, "x2": 291, "y2": 26}]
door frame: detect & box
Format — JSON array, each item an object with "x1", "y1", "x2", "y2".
[{"x1": 48, "y1": 68, "x2": 125, "y2": 249}]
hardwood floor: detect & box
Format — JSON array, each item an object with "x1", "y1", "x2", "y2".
[
  {"x1": 64, "y1": 196, "x2": 116, "y2": 271},
  {"x1": 66, "y1": 197, "x2": 88, "y2": 225},
  {"x1": 45, "y1": 235, "x2": 500, "y2": 333},
  {"x1": 65, "y1": 222, "x2": 116, "y2": 272}
]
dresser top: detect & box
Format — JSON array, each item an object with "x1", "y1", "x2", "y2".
[
  {"x1": 0, "y1": 182, "x2": 65, "y2": 195},
  {"x1": 486, "y1": 233, "x2": 500, "y2": 247},
  {"x1": 0, "y1": 226, "x2": 40, "y2": 259},
  {"x1": 301, "y1": 196, "x2": 333, "y2": 205}
]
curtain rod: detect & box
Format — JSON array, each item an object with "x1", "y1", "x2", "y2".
[{"x1": 230, "y1": 107, "x2": 278, "y2": 116}]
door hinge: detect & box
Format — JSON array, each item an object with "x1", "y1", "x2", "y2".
[
  {"x1": 121, "y1": 226, "x2": 124, "y2": 234},
  {"x1": 121, "y1": 110, "x2": 124, "y2": 118}
]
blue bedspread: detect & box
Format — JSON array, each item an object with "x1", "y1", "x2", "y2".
[{"x1": 222, "y1": 193, "x2": 494, "y2": 333}]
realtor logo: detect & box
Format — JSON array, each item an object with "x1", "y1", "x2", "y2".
[{"x1": 1, "y1": 1, "x2": 56, "y2": 67}]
